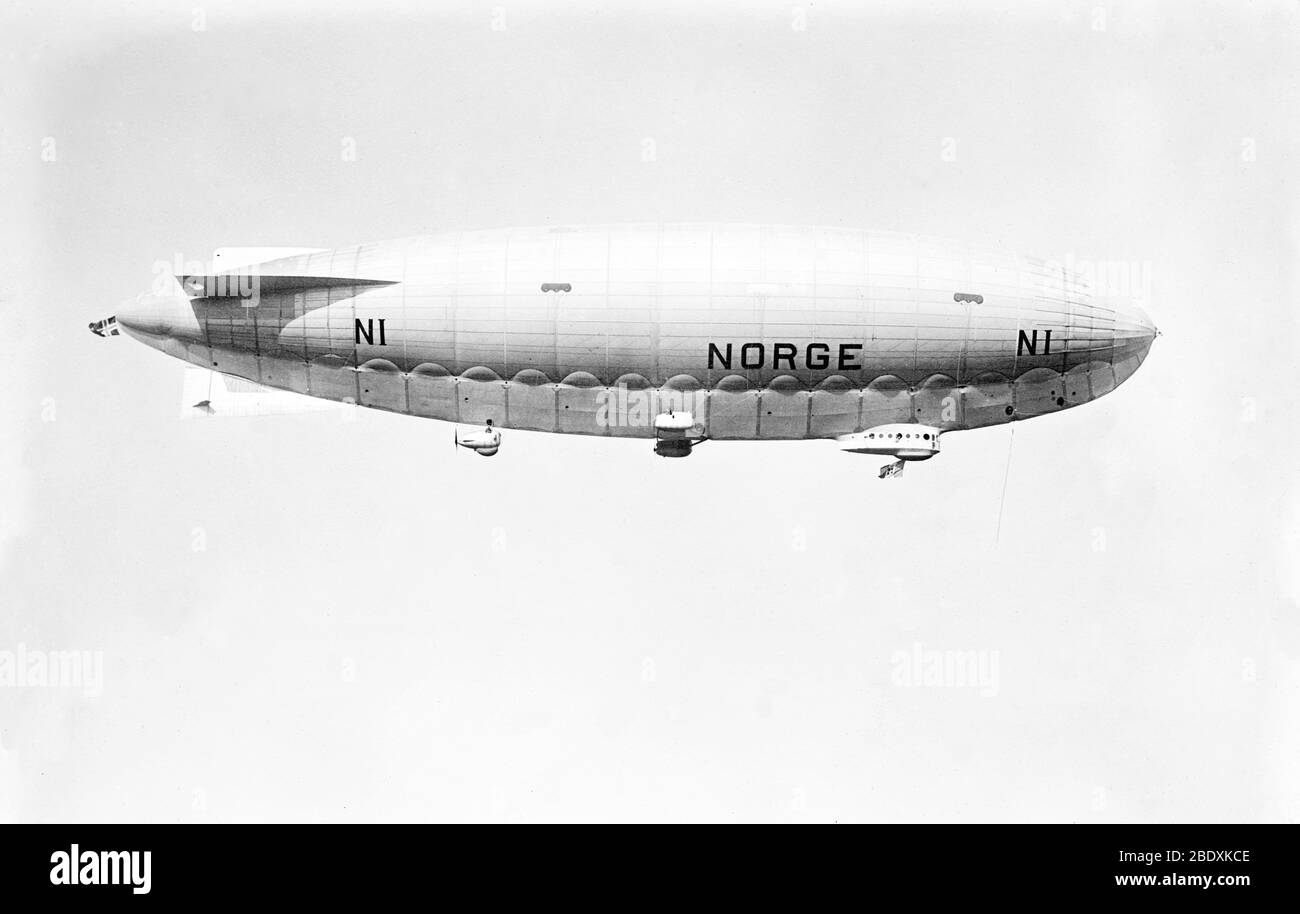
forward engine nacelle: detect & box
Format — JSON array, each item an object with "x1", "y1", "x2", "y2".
[{"x1": 836, "y1": 424, "x2": 941, "y2": 460}]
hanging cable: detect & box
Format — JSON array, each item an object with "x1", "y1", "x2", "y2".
[{"x1": 995, "y1": 424, "x2": 1016, "y2": 542}]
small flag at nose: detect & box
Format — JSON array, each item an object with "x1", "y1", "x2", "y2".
[{"x1": 89, "y1": 316, "x2": 120, "y2": 337}]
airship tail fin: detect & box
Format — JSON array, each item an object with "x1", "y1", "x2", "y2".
[{"x1": 176, "y1": 274, "x2": 395, "y2": 299}]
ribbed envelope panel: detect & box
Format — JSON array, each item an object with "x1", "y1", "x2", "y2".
[{"x1": 180, "y1": 224, "x2": 1154, "y2": 439}]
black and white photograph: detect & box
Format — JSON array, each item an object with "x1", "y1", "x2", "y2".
[{"x1": 1, "y1": 0, "x2": 1295, "y2": 885}]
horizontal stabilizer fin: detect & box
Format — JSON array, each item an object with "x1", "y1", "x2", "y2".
[{"x1": 178, "y1": 275, "x2": 397, "y2": 298}]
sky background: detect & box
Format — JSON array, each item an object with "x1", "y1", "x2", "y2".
[{"x1": 1, "y1": 0, "x2": 1296, "y2": 822}]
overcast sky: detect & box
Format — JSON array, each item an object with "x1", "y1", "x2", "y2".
[{"x1": 1, "y1": 0, "x2": 1296, "y2": 822}]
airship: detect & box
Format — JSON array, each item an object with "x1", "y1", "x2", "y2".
[{"x1": 95, "y1": 224, "x2": 1157, "y2": 477}]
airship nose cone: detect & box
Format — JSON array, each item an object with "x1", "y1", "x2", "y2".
[
  {"x1": 115, "y1": 288, "x2": 203, "y2": 340},
  {"x1": 1104, "y1": 296, "x2": 1158, "y2": 388},
  {"x1": 1111, "y1": 298, "x2": 1157, "y2": 350}
]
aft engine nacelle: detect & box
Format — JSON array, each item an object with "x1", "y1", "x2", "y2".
[
  {"x1": 456, "y1": 422, "x2": 502, "y2": 457},
  {"x1": 653, "y1": 410, "x2": 708, "y2": 458},
  {"x1": 836, "y1": 424, "x2": 941, "y2": 460}
]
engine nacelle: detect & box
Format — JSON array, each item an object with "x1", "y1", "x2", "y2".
[
  {"x1": 456, "y1": 423, "x2": 502, "y2": 457},
  {"x1": 653, "y1": 410, "x2": 707, "y2": 458},
  {"x1": 653, "y1": 439, "x2": 694, "y2": 458},
  {"x1": 836, "y1": 424, "x2": 941, "y2": 460}
]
